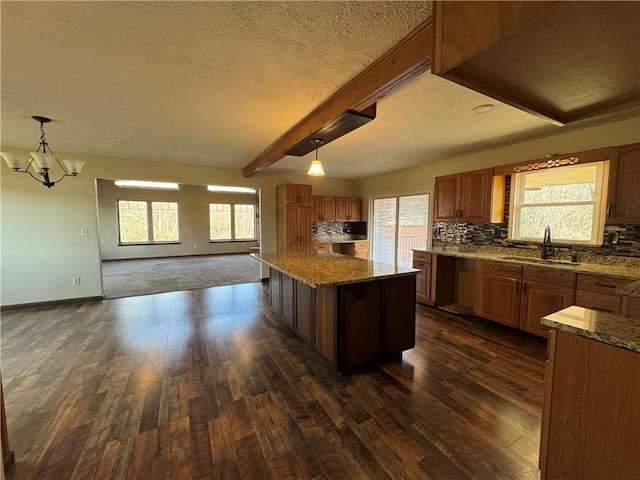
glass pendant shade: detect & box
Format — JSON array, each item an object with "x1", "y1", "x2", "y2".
[
  {"x1": 61, "y1": 159, "x2": 85, "y2": 175},
  {"x1": 30, "y1": 152, "x2": 56, "y2": 170},
  {"x1": 307, "y1": 160, "x2": 325, "y2": 176},
  {"x1": 1, "y1": 152, "x2": 29, "y2": 170}
]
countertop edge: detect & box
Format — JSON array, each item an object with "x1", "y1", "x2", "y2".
[
  {"x1": 542, "y1": 306, "x2": 640, "y2": 353},
  {"x1": 252, "y1": 253, "x2": 418, "y2": 288},
  {"x1": 414, "y1": 248, "x2": 640, "y2": 281}
]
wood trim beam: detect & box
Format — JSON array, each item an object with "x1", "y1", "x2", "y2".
[{"x1": 243, "y1": 18, "x2": 433, "y2": 177}]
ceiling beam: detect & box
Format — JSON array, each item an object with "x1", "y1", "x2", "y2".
[{"x1": 243, "y1": 17, "x2": 433, "y2": 177}]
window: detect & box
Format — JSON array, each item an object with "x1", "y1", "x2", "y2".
[
  {"x1": 118, "y1": 200, "x2": 179, "y2": 244},
  {"x1": 209, "y1": 203, "x2": 256, "y2": 241},
  {"x1": 372, "y1": 194, "x2": 430, "y2": 267},
  {"x1": 115, "y1": 180, "x2": 179, "y2": 190},
  {"x1": 509, "y1": 162, "x2": 608, "y2": 245}
]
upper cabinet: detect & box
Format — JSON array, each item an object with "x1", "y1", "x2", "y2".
[
  {"x1": 284, "y1": 183, "x2": 312, "y2": 206},
  {"x1": 434, "y1": 168, "x2": 504, "y2": 223},
  {"x1": 606, "y1": 143, "x2": 640, "y2": 224},
  {"x1": 432, "y1": 1, "x2": 640, "y2": 125},
  {"x1": 312, "y1": 196, "x2": 336, "y2": 222},
  {"x1": 335, "y1": 197, "x2": 361, "y2": 222}
]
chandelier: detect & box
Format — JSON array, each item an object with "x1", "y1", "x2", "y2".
[{"x1": 1, "y1": 116, "x2": 85, "y2": 188}]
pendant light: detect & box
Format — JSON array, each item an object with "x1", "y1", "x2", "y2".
[
  {"x1": 307, "y1": 139, "x2": 326, "y2": 176},
  {"x1": 1, "y1": 116, "x2": 85, "y2": 188}
]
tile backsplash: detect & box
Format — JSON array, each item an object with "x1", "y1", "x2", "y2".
[
  {"x1": 313, "y1": 221, "x2": 367, "y2": 237},
  {"x1": 433, "y1": 222, "x2": 640, "y2": 258}
]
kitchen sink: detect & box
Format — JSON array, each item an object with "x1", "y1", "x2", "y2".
[{"x1": 499, "y1": 255, "x2": 579, "y2": 266}]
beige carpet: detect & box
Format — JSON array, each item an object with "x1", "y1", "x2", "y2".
[{"x1": 102, "y1": 254, "x2": 262, "y2": 298}]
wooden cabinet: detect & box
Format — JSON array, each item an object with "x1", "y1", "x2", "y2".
[
  {"x1": 269, "y1": 267, "x2": 416, "y2": 373},
  {"x1": 313, "y1": 243, "x2": 331, "y2": 253},
  {"x1": 606, "y1": 142, "x2": 640, "y2": 224},
  {"x1": 413, "y1": 251, "x2": 433, "y2": 304},
  {"x1": 540, "y1": 329, "x2": 640, "y2": 480},
  {"x1": 284, "y1": 183, "x2": 312, "y2": 206},
  {"x1": 413, "y1": 251, "x2": 456, "y2": 306},
  {"x1": 335, "y1": 197, "x2": 361, "y2": 221},
  {"x1": 354, "y1": 241, "x2": 369, "y2": 260},
  {"x1": 475, "y1": 261, "x2": 575, "y2": 337},
  {"x1": 277, "y1": 184, "x2": 313, "y2": 252},
  {"x1": 434, "y1": 168, "x2": 503, "y2": 223},
  {"x1": 622, "y1": 296, "x2": 640, "y2": 320},
  {"x1": 574, "y1": 273, "x2": 633, "y2": 315},
  {"x1": 520, "y1": 267, "x2": 575, "y2": 337},
  {"x1": 475, "y1": 261, "x2": 522, "y2": 328},
  {"x1": 284, "y1": 206, "x2": 313, "y2": 252},
  {"x1": 312, "y1": 196, "x2": 336, "y2": 222},
  {"x1": 432, "y1": 1, "x2": 640, "y2": 125}
]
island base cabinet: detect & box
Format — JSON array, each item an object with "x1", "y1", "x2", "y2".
[
  {"x1": 541, "y1": 329, "x2": 640, "y2": 480},
  {"x1": 340, "y1": 283, "x2": 382, "y2": 370},
  {"x1": 268, "y1": 268, "x2": 417, "y2": 373}
]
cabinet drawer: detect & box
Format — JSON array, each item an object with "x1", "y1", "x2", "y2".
[
  {"x1": 413, "y1": 251, "x2": 432, "y2": 263},
  {"x1": 576, "y1": 273, "x2": 632, "y2": 295},
  {"x1": 482, "y1": 261, "x2": 522, "y2": 279},
  {"x1": 523, "y1": 266, "x2": 575, "y2": 288},
  {"x1": 313, "y1": 243, "x2": 331, "y2": 252},
  {"x1": 575, "y1": 290, "x2": 622, "y2": 315}
]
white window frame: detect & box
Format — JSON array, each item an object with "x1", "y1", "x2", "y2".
[
  {"x1": 370, "y1": 192, "x2": 430, "y2": 267},
  {"x1": 508, "y1": 161, "x2": 609, "y2": 245},
  {"x1": 117, "y1": 200, "x2": 180, "y2": 245},
  {"x1": 209, "y1": 203, "x2": 257, "y2": 242}
]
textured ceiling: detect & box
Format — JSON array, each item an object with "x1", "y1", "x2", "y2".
[{"x1": 0, "y1": 1, "x2": 635, "y2": 179}]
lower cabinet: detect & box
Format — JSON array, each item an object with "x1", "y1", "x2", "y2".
[
  {"x1": 574, "y1": 273, "x2": 633, "y2": 315},
  {"x1": 540, "y1": 329, "x2": 640, "y2": 479},
  {"x1": 413, "y1": 251, "x2": 455, "y2": 306},
  {"x1": 475, "y1": 261, "x2": 576, "y2": 337},
  {"x1": 268, "y1": 267, "x2": 416, "y2": 372}
]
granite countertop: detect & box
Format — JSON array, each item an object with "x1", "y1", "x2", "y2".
[
  {"x1": 542, "y1": 306, "x2": 640, "y2": 353},
  {"x1": 414, "y1": 245, "x2": 640, "y2": 280},
  {"x1": 616, "y1": 279, "x2": 640, "y2": 298},
  {"x1": 251, "y1": 251, "x2": 417, "y2": 288},
  {"x1": 313, "y1": 235, "x2": 368, "y2": 244}
]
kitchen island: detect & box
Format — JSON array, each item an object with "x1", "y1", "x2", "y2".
[
  {"x1": 252, "y1": 251, "x2": 418, "y2": 373},
  {"x1": 539, "y1": 306, "x2": 640, "y2": 480}
]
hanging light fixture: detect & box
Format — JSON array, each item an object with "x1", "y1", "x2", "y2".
[
  {"x1": 307, "y1": 139, "x2": 326, "y2": 176},
  {"x1": 1, "y1": 116, "x2": 85, "y2": 188}
]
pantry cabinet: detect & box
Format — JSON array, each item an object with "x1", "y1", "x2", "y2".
[{"x1": 277, "y1": 184, "x2": 313, "y2": 253}]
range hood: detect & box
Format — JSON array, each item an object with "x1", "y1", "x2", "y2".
[{"x1": 283, "y1": 103, "x2": 376, "y2": 157}]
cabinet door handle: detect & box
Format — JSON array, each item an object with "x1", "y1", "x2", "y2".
[
  {"x1": 523, "y1": 282, "x2": 528, "y2": 294},
  {"x1": 594, "y1": 282, "x2": 616, "y2": 289},
  {"x1": 459, "y1": 209, "x2": 463, "y2": 220},
  {"x1": 516, "y1": 281, "x2": 520, "y2": 293},
  {"x1": 606, "y1": 204, "x2": 612, "y2": 217},
  {"x1": 455, "y1": 209, "x2": 459, "y2": 219}
]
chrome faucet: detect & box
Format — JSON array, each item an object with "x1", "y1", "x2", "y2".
[{"x1": 541, "y1": 226, "x2": 554, "y2": 259}]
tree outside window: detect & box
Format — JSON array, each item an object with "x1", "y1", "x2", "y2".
[
  {"x1": 118, "y1": 200, "x2": 179, "y2": 244},
  {"x1": 209, "y1": 203, "x2": 256, "y2": 241}
]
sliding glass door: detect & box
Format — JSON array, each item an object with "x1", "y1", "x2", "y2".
[{"x1": 372, "y1": 194, "x2": 429, "y2": 267}]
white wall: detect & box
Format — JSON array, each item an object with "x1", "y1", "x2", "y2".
[
  {"x1": 1, "y1": 152, "x2": 358, "y2": 306},
  {"x1": 97, "y1": 180, "x2": 260, "y2": 260}
]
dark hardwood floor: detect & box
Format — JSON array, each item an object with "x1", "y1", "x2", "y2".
[{"x1": 1, "y1": 282, "x2": 547, "y2": 479}]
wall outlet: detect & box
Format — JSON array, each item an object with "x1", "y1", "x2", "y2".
[
  {"x1": 72, "y1": 277, "x2": 81, "y2": 285},
  {"x1": 194, "y1": 244, "x2": 197, "y2": 249}
]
